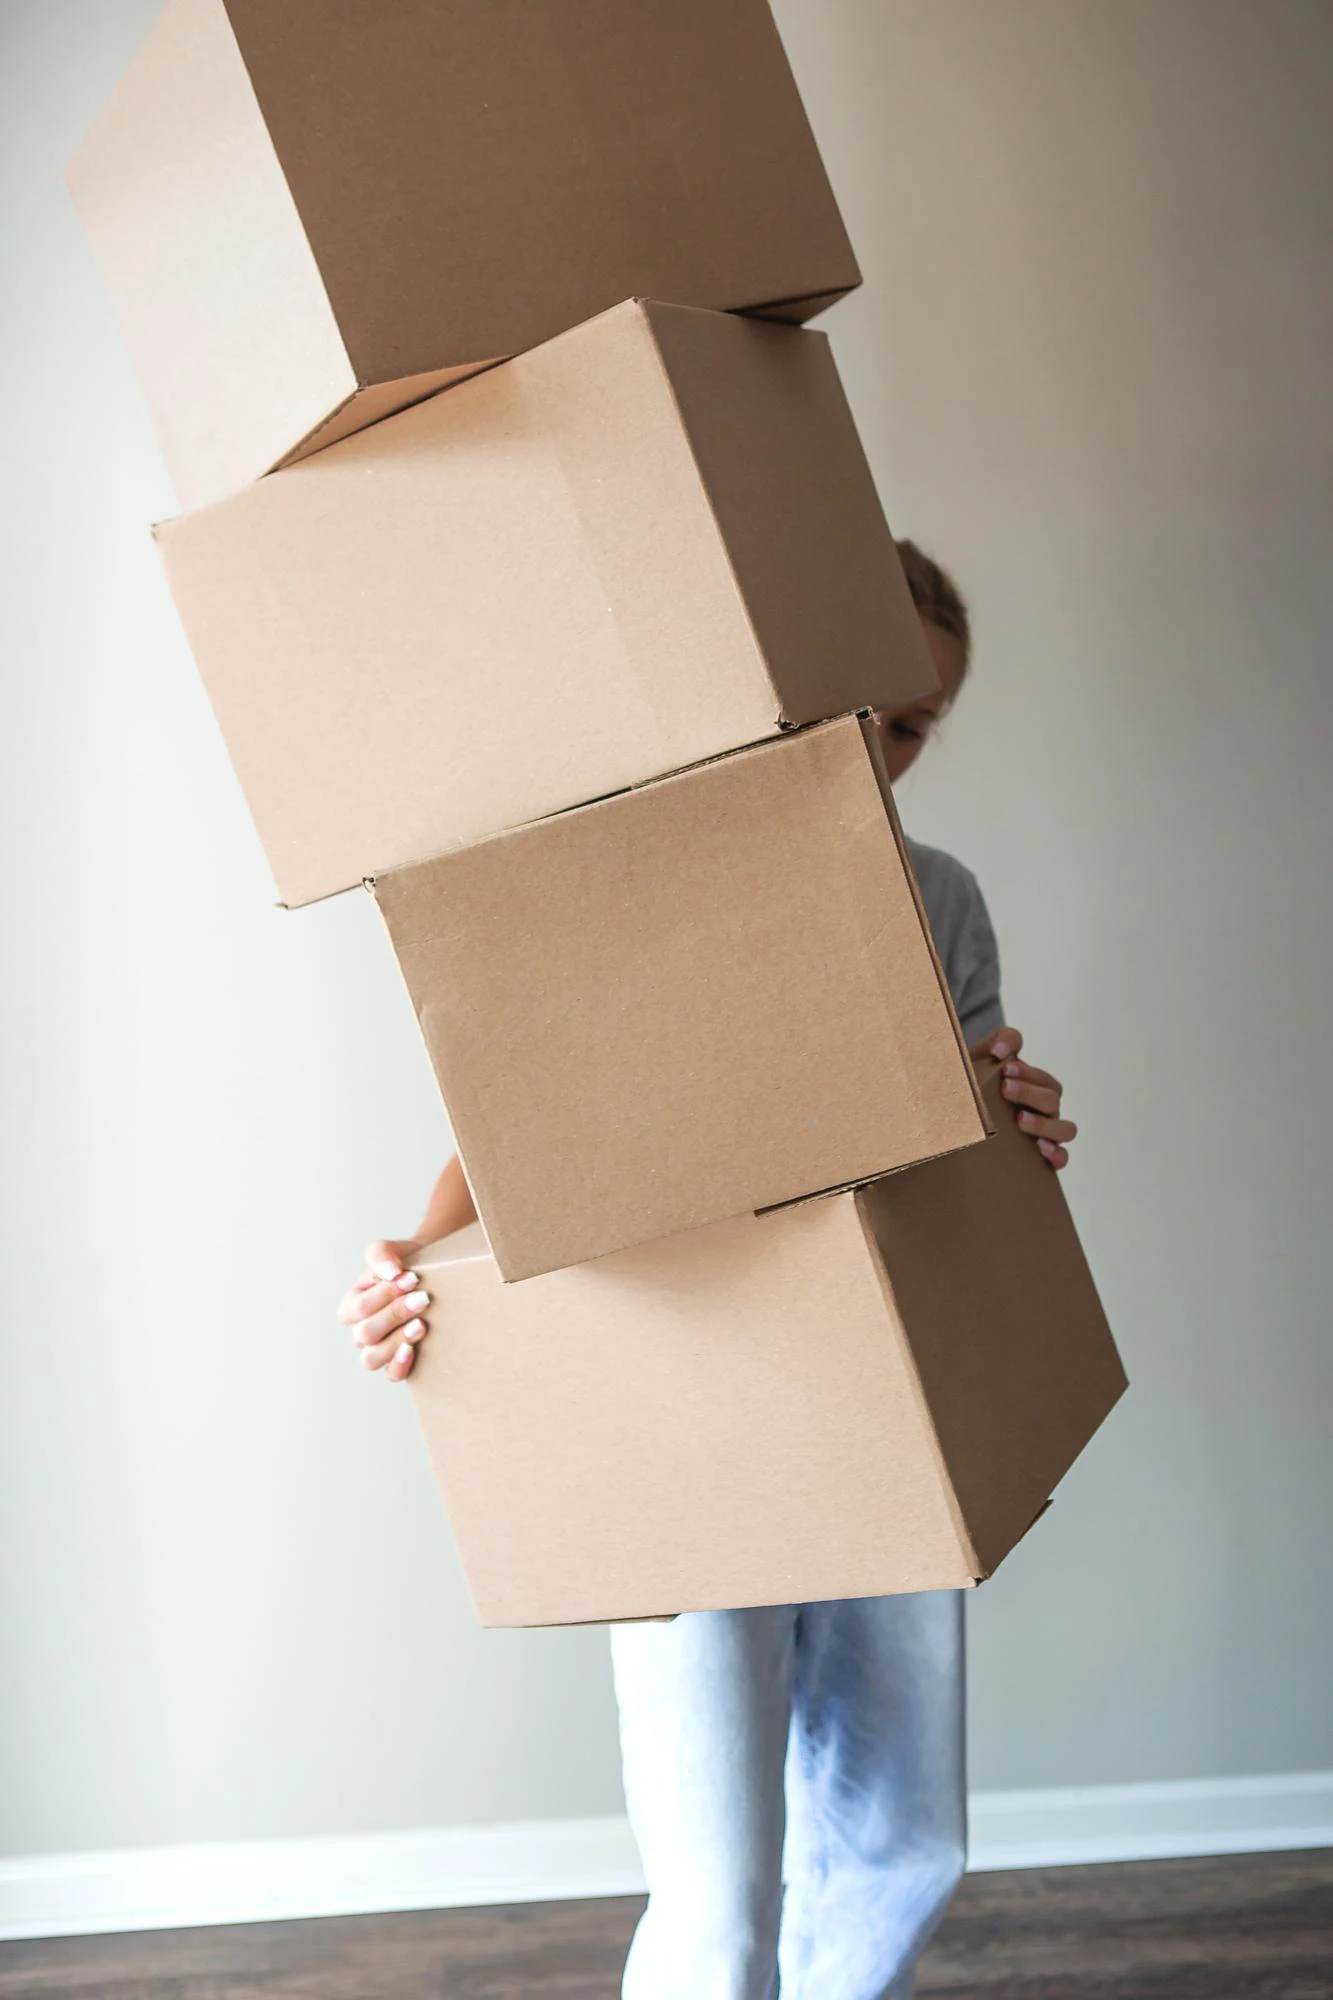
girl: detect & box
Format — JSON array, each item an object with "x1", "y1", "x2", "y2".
[{"x1": 337, "y1": 542, "x2": 1078, "y2": 1999}]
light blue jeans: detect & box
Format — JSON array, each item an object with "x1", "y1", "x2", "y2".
[{"x1": 610, "y1": 1592, "x2": 966, "y2": 2000}]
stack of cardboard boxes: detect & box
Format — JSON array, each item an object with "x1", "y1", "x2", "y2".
[{"x1": 71, "y1": 0, "x2": 1126, "y2": 1628}]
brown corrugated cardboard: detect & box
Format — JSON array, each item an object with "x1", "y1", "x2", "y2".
[
  {"x1": 856, "y1": 1061, "x2": 1129, "y2": 1582},
  {"x1": 155, "y1": 300, "x2": 936, "y2": 910},
  {"x1": 372, "y1": 717, "x2": 989, "y2": 1283},
  {"x1": 408, "y1": 1066, "x2": 1127, "y2": 1628},
  {"x1": 67, "y1": 0, "x2": 860, "y2": 509}
]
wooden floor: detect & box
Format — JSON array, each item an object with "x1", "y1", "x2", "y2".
[{"x1": 1, "y1": 1848, "x2": 1330, "y2": 1998}]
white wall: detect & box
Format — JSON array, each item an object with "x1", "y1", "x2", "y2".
[{"x1": 2, "y1": 0, "x2": 1330, "y2": 1862}]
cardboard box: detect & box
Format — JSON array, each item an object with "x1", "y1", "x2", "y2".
[
  {"x1": 156, "y1": 300, "x2": 936, "y2": 910},
  {"x1": 372, "y1": 716, "x2": 989, "y2": 1282},
  {"x1": 409, "y1": 1063, "x2": 1128, "y2": 1627},
  {"x1": 68, "y1": 0, "x2": 860, "y2": 510}
]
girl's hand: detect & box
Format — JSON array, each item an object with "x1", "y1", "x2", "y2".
[
  {"x1": 969, "y1": 1027, "x2": 1078, "y2": 1171},
  {"x1": 335, "y1": 1238, "x2": 430, "y2": 1382}
]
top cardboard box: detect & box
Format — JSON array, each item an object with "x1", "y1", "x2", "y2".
[{"x1": 67, "y1": 0, "x2": 860, "y2": 510}]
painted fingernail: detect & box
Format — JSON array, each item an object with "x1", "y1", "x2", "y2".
[
  {"x1": 403, "y1": 1289, "x2": 429, "y2": 1313},
  {"x1": 394, "y1": 1271, "x2": 419, "y2": 1291},
  {"x1": 394, "y1": 1342, "x2": 412, "y2": 1366},
  {"x1": 401, "y1": 1318, "x2": 425, "y2": 1342},
  {"x1": 373, "y1": 1260, "x2": 399, "y2": 1281}
]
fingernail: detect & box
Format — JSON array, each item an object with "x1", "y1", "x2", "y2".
[
  {"x1": 394, "y1": 1271, "x2": 419, "y2": 1291},
  {"x1": 403, "y1": 1289, "x2": 429, "y2": 1313},
  {"x1": 373, "y1": 1260, "x2": 399, "y2": 1281},
  {"x1": 1004, "y1": 1061, "x2": 1021, "y2": 1076},
  {"x1": 394, "y1": 1342, "x2": 412, "y2": 1365},
  {"x1": 401, "y1": 1318, "x2": 425, "y2": 1342},
  {"x1": 1003, "y1": 1078, "x2": 1020, "y2": 1096}
]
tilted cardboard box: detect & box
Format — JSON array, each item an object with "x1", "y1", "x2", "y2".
[
  {"x1": 408, "y1": 1064, "x2": 1128, "y2": 1628},
  {"x1": 372, "y1": 716, "x2": 990, "y2": 1282},
  {"x1": 68, "y1": 0, "x2": 859, "y2": 510},
  {"x1": 156, "y1": 300, "x2": 936, "y2": 909}
]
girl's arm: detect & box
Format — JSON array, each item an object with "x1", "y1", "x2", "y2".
[{"x1": 406, "y1": 1152, "x2": 478, "y2": 1250}]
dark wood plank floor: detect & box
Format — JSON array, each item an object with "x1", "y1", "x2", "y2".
[
  {"x1": 1, "y1": 1847, "x2": 1329, "y2": 1998},
  {"x1": 916, "y1": 1848, "x2": 1333, "y2": 1998}
]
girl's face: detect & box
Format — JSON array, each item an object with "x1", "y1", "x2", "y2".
[{"x1": 871, "y1": 619, "x2": 967, "y2": 784}]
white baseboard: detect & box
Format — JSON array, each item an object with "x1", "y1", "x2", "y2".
[
  {"x1": 0, "y1": 1815, "x2": 644, "y2": 1944},
  {"x1": 966, "y1": 1768, "x2": 1333, "y2": 1871},
  {"x1": 2, "y1": 1771, "x2": 1329, "y2": 1943}
]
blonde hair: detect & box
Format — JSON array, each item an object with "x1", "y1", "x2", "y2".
[{"x1": 895, "y1": 538, "x2": 972, "y2": 670}]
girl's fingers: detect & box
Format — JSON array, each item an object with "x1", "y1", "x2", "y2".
[
  {"x1": 365, "y1": 1240, "x2": 402, "y2": 1280},
  {"x1": 1002, "y1": 1076, "x2": 1062, "y2": 1118},
  {"x1": 336, "y1": 1278, "x2": 389, "y2": 1325},
  {"x1": 971, "y1": 1026, "x2": 1024, "y2": 1063},
  {"x1": 350, "y1": 1287, "x2": 432, "y2": 1347},
  {"x1": 385, "y1": 1337, "x2": 418, "y2": 1383},
  {"x1": 1003, "y1": 1058, "x2": 1062, "y2": 1091},
  {"x1": 365, "y1": 1239, "x2": 420, "y2": 1283},
  {"x1": 1018, "y1": 1111, "x2": 1078, "y2": 1145},
  {"x1": 361, "y1": 1324, "x2": 426, "y2": 1377},
  {"x1": 336, "y1": 1270, "x2": 420, "y2": 1326},
  {"x1": 335, "y1": 1283, "x2": 377, "y2": 1325},
  {"x1": 986, "y1": 1051, "x2": 1076, "y2": 1163}
]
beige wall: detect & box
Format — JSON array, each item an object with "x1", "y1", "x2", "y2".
[
  {"x1": 2, "y1": 0, "x2": 1330, "y2": 1857},
  {"x1": 772, "y1": 0, "x2": 1333, "y2": 1790}
]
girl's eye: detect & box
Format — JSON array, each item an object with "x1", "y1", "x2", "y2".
[{"x1": 890, "y1": 721, "x2": 924, "y2": 742}]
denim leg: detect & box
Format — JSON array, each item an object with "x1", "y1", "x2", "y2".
[
  {"x1": 777, "y1": 1591, "x2": 967, "y2": 2000},
  {"x1": 610, "y1": 1606, "x2": 798, "y2": 2000}
]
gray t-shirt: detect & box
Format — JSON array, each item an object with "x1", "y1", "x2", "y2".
[{"x1": 904, "y1": 836, "x2": 1004, "y2": 1047}]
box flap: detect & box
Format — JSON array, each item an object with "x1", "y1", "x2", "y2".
[
  {"x1": 861, "y1": 717, "x2": 992, "y2": 1138},
  {"x1": 859, "y1": 1063, "x2": 1128, "y2": 1579},
  {"x1": 644, "y1": 300, "x2": 937, "y2": 723},
  {"x1": 67, "y1": 0, "x2": 354, "y2": 512}
]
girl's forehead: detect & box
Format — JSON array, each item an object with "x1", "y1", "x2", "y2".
[{"x1": 920, "y1": 620, "x2": 968, "y2": 703}]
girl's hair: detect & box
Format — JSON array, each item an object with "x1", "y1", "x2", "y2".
[{"x1": 895, "y1": 538, "x2": 972, "y2": 669}]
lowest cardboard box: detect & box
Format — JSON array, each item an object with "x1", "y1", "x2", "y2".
[
  {"x1": 409, "y1": 1063, "x2": 1128, "y2": 1628},
  {"x1": 157, "y1": 300, "x2": 936, "y2": 910},
  {"x1": 68, "y1": 0, "x2": 859, "y2": 510},
  {"x1": 372, "y1": 716, "x2": 989, "y2": 1283}
]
